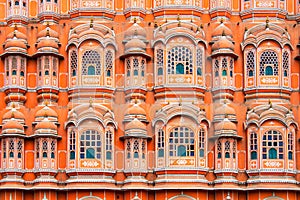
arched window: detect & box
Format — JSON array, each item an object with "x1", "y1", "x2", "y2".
[
  {"x1": 169, "y1": 127, "x2": 194, "y2": 157},
  {"x1": 196, "y1": 47, "x2": 203, "y2": 76},
  {"x1": 126, "y1": 59, "x2": 131, "y2": 77},
  {"x1": 282, "y1": 51, "x2": 289, "y2": 77},
  {"x1": 288, "y1": 132, "x2": 293, "y2": 160},
  {"x1": 17, "y1": 140, "x2": 22, "y2": 159},
  {"x1": 9, "y1": 140, "x2": 14, "y2": 158},
  {"x1": 69, "y1": 131, "x2": 76, "y2": 160},
  {"x1": 88, "y1": 66, "x2": 95, "y2": 75},
  {"x1": 250, "y1": 132, "x2": 258, "y2": 159},
  {"x1": 70, "y1": 50, "x2": 77, "y2": 76},
  {"x1": 105, "y1": 130, "x2": 112, "y2": 160},
  {"x1": 259, "y1": 50, "x2": 278, "y2": 76},
  {"x1": 42, "y1": 140, "x2": 48, "y2": 158},
  {"x1": 246, "y1": 50, "x2": 255, "y2": 77},
  {"x1": 157, "y1": 49, "x2": 164, "y2": 76},
  {"x1": 217, "y1": 141, "x2": 221, "y2": 159},
  {"x1": 3, "y1": 141, "x2": 6, "y2": 159},
  {"x1": 222, "y1": 58, "x2": 227, "y2": 76},
  {"x1": 141, "y1": 60, "x2": 145, "y2": 77},
  {"x1": 82, "y1": 50, "x2": 101, "y2": 75},
  {"x1": 225, "y1": 140, "x2": 230, "y2": 158},
  {"x1": 126, "y1": 141, "x2": 131, "y2": 159},
  {"x1": 12, "y1": 57, "x2": 17, "y2": 75},
  {"x1": 167, "y1": 46, "x2": 193, "y2": 75},
  {"x1": 133, "y1": 58, "x2": 139, "y2": 76},
  {"x1": 80, "y1": 130, "x2": 101, "y2": 159},
  {"x1": 229, "y1": 59, "x2": 233, "y2": 77},
  {"x1": 199, "y1": 128, "x2": 205, "y2": 157},
  {"x1": 157, "y1": 129, "x2": 164, "y2": 157},
  {"x1": 265, "y1": 66, "x2": 273, "y2": 75},
  {"x1": 214, "y1": 59, "x2": 219, "y2": 77},
  {"x1": 105, "y1": 50, "x2": 113, "y2": 77},
  {"x1": 15, "y1": 1, "x2": 19, "y2": 5},
  {"x1": 50, "y1": 141, "x2": 55, "y2": 159},
  {"x1": 262, "y1": 130, "x2": 283, "y2": 159},
  {"x1": 133, "y1": 140, "x2": 139, "y2": 158}
]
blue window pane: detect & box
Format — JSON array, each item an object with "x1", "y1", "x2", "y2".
[
  {"x1": 222, "y1": 70, "x2": 227, "y2": 76},
  {"x1": 158, "y1": 149, "x2": 164, "y2": 157},
  {"x1": 176, "y1": 63, "x2": 184, "y2": 74},
  {"x1": 268, "y1": 148, "x2": 277, "y2": 159},
  {"x1": 70, "y1": 151, "x2": 75, "y2": 159},
  {"x1": 177, "y1": 145, "x2": 186, "y2": 156},
  {"x1": 106, "y1": 152, "x2": 111, "y2": 160},
  {"x1": 288, "y1": 151, "x2": 293, "y2": 160},
  {"x1": 199, "y1": 149, "x2": 204, "y2": 157},
  {"x1": 251, "y1": 151, "x2": 257, "y2": 159},
  {"x1": 88, "y1": 66, "x2": 95, "y2": 75},
  {"x1": 158, "y1": 68, "x2": 163, "y2": 75},
  {"x1": 86, "y1": 148, "x2": 95, "y2": 159},
  {"x1": 265, "y1": 66, "x2": 273, "y2": 75},
  {"x1": 225, "y1": 152, "x2": 230, "y2": 158},
  {"x1": 134, "y1": 152, "x2": 139, "y2": 158}
]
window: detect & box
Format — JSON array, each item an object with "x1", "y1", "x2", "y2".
[
  {"x1": 141, "y1": 60, "x2": 145, "y2": 77},
  {"x1": 250, "y1": 132, "x2": 258, "y2": 159},
  {"x1": 214, "y1": 59, "x2": 219, "y2": 77},
  {"x1": 69, "y1": 131, "x2": 76, "y2": 160},
  {"x1": 157, "y1": 129, "x2": 164, "y2": 157},
  {"x1": 105, "y1": 50, "x2": 113, "y2": 77},
  {"x1": 288, "y1": 132, "x2": 293, "y2": 160},
  {"x1": 87, "y1": 66, "x2": 95, "y2": 75},
  {"x1": 157, "y1": 49, "x2": 164, "y2": 76},
  {"x1": 3, "y1": 141, "x2": 6, "y2": 159},
  {"x1": 167, "y1": 46, "x2": 193, "y2": 75},
  {"x1": 133, "y1": 140, "x2": 139, "y2": 158},
  {"x1": 51, "y1": 141, "x2": 55, "y2": 159},
  {"x1": 169, "y1": 127, "x2": 194, "y2": 157},
  {"x1": 36, "y1": 141, "x2": 40, "y2": 159},
  {"x1": 259, "y1": 50, "x2": 278, "y2": 76},
  {"x1": 199, "y1": 128, "x2": 205, "y2": 157},
  {"x1": 229, "y1": 59, "x2": 233, "y2": 77},
  {"x1": 42, "y1": 140, "x2": 48, "y2": 158},
  {"x1": 196, "y1": 48, "x2": 203, "y2": 76},
  {"x1": 9, "y1": 140, "x2": 14, "y2": 158},
  {"x1": 262, "y1": 130, "x2": 283, "y2": 159},
  {"x1": 105, "y1": 130, "x2": 112, "y2": 160},
  {"x1": 17, "y1": 140, "x2": 22, "y2": 159},
  {"x1": 82, "y1": 50, "x2": 101, "y2": 75},
  {"x1": 80, "y1": 130, "x2": 101, "y2": 159},
  {"x1": 126, "y1": 59, "x2": 131, "y2": 77},
  {"x1": 126, "y1": 141, "x2": 131, "y2": 159},
  {"x1": 133, "y1": 58, "x2": 139, "y2": 76},
  {"x1": 225, "y1": 141, "x2": 230, "y2": 158},
  {"x1": 217, "y1": 141, "x2": 221, "y2": 159},
  {"x1": 53, "y1": 58, "x2": 57, "y2": 76},
  {"x1": 70, "y1": 50, "x2": 77, "y2": 76},
  {"x1": 15, "y1": 1, "x2": 19, "y2": 5},
  {"x1": 282, "y1": 51, "x2": 289, "y2": 77},
  {"x1": 222, "y1": 58, "x2": 227, "y2": 76}
]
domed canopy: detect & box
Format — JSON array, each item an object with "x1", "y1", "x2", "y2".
[
  {"x1": 124, "y1": 23, "x2": 146, "y2": 40},
  {"x1": 37, "y1": 27, "x2": 59, "y2": 38},
  {"x1": 2, "y1": 119, "x2": 24, "y2": 134},
  {"x1": 7, "y1": 30, "x2": 27, "y2": 40},
  {"x1": 127, "y1": 103, "x2": 146, "y2": 116},
  {"x1": 214, "y1": 102, "x2": 236, "y2": 116},
  {"x1": 3, "y1": 109, "x2": 25, "y2": 121},
  {"x1": 125, "y1": 118, "x2": 146, "y2": 131},
  {"x1": 35, "y1": 105, "x2": 58, "y2": 119},
  {"x1": 4, "y1": 30, "x2": 28, "y2": 53},
  {"x1": 125, "y1": 38, "x2": 146, "y2": 53},
  {"x1": 214, "y1": 118, "x2": 237, "y2": 131},
  {"x1": 35, "y1": 118, "x2": 57, "y2": 131},
  {"x1": 212, "y1": 23, "x2": 233, "y2": 38},
  {"x1": 37, "y1": 39, "x2": 59, "y2": 49},
  {"x1": 212, "y1": 36, "x2": 234, "y2": 51}
]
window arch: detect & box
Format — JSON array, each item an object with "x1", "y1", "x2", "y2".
[
  {"x1": 224, "y1": 140, "x2": 230, "y2": 158},
  {"x1": 105, "y1": 130, "x2": 112, "y2": 160},
  {"x1": 282, "y1": 51, "x2": 289, "y2": 77},
  {"x1": 246, "y1": 50, "x2": 255, "y2": 77},
  {"x1": 69, "y1": 130, "x2": 76, "y2": 160},
  {"x1": 105, "y1": 50, "x2": 113, "y2": 77},
  {"x1": 259, "y1": 50, "x2": 278, "y2": 76},
  {"x1": 9, "y1": 139, "x2": 14, "y2": 158},
  {"x1": 262, "y1": 130, "x2": 283, "y2": 159},
  {"x1": 70, "y1": 50, "x2": 77, "y2": 76},
  {"x1": 80, "y1": 130, "x2": 101, "y2": 159},
  {"x1": 167, "y1": 46, "x2": 193, "y2": 75},
  {"x1": 169, "y1": 127, "x2": 194, "y2": 157},
  {"x1": 157, "y1": 129, "x2": 164, "y2": 157},
  {"x1": 157, "y1": 49, "x2": 164, "y2": 76},
  {"x1": 198, "y1": 128, "x2": 205, "y2": 157},
  {"x1": 288, "y1": 132, "x2": 293, "y2": 160},
  {"x1": 222, "y1": 58, "x2": 227, "y2": 76},
  {"x1": 250, "y1": 132, "x2": 258, "y2": 159},
  {"x1": 196, "y1": 47, "x2": 203, "y2": 76},
  {"x1": 82, "y1": 50, "x2": 101, "y2": 75}
]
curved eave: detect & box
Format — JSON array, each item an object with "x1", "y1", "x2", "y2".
[
  {"x1": 29, "y1": 133, "x2": 62, "y2": 139},
  {"x1": 120, "y1": 52, "x2": 151, "y2": 60},
  {"x1": 32, "y1": 51, "x2": 64, "y2": 59},
  {"x1": 210, "y1": 133, "x2": 242, "y2": 140},
  {"x1": 0, "y1": 51, "x2": 30, "y2": 58},
  {"x1": 211, "y1": 51, "x2": 238, "y2": 59},
  {"x1": 0, "y1": 133, "x2": 26, "y2": 138},
  {"x1": 120, "y1": 133, "x2": 152, "y2": 140}
]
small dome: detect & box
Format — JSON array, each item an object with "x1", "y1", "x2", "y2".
[
  {"x1": 127, "y1": 104, "x2": 146, "y2": 116},
  {"x1": 2, "y1": 119, "x2": 24, "y2": 132},
  {"x1": 212, "y1": 23, "x2": 233, "y2": 38},
  {"x1": 37, "y1": 27, "x2": 59, "y2": 38},
  {"x1": 35, "y1": 119, "x2": 57, "y2": 130},
  {"x1": 214, "y1": 118, "x2": 237, "y2": 131},
  {"x1": 125, "y1": 118, "x2": 146, "y2": 131},
  {"x1": 124, "y1": 23, "x2": 147, "y2": 40},
  {"x1": 35, "y1": 105, "x2": 58, "y2": 118},
  {"x1": 5, "y1": 39, "x2": 27, "y2": 50},
  {"x1": 125, "y1": 38, "x2": 146, "y2": 52},
  {"x1": 214, "y1": 103, "x2": 236, "y2": 116},
  {"x1": 3, "y1": 108, "x2": 25, "y2": 121},
  {"x1": 7, "y1": 30, "x2": 27, "y2": 40},
  {"x1": 212, "y1": 36, "x2": 234, "y2": 51},
  {"x1": 37, "y1": 39, "x2": 59, "y2": 49}
]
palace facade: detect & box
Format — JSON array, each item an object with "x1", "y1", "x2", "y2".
[{"x1": 0, "y1": 0, "x2": 300, "y2": 199}]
